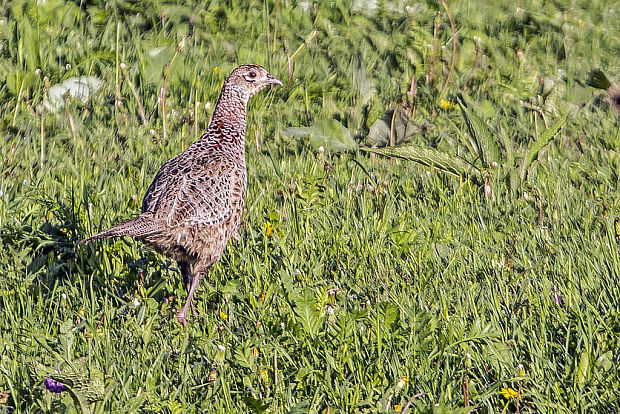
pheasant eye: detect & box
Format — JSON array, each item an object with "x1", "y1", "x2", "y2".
[{"x1": 245, "y1": 71, "x2": 258, "y2": 82}]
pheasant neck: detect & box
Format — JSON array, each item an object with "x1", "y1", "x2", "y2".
[{"x1": 205, "y1": 86, "x2": 248, "y2": 149}]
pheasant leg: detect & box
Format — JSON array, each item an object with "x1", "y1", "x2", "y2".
[
  {"x1": 180, "y1": 262, "x2": 198, "y2": 317},
  {"x1": 177, "y1": 272, "x2": 203, "y2": 326}
]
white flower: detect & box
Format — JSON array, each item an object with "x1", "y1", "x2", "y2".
[
  {"x1": 466, "y1": 353, "x2": 471, "y2": 359},
  {"x1": 318, "y1": 145, "x2": 325, "y2": 153},
  {"x1": 293, "y1": 269, "x2": 301, "y2": 276},
  {"x1": 61, "y1": 293, "x2": 67, "y2": 300},
  {"x1": 132, "y1": 298, "x2": 140, "y2": 308},
  {"x1": 217, "y1": 344, "x2": 226, "y2": 352},
  {"x1": 120, "y1": 62, "x2": 127, "y2": 70}
]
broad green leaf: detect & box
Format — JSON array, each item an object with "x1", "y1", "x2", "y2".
[
  {"x1": 283, "y1": 119, "x2": 358, "y2": 152},
  {"x1": 367, "y1": 107, "x2": 420, "y2": 147},
  {"x1": 520, "y1": 114, "x2": 567, "y2": 181},
  {"x1": 6, "y1": 71, "x2": 20, "y2": 95},
  {"x1": 293, "y1": 290, "x2": 321, "y2": 337},
  {"x1": 586, "y1": 69, "x2": 611, "y2": 90},
  {"x1": 458, "y1": 98, "x2": 502, "y2": 169},
  {"x1": 361, "y1": 144, "x2": 479, "y2": 179}
]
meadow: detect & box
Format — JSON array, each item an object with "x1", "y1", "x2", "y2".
[{"x1": 1, "y1": 0, "x2": 619, "y2": 412}]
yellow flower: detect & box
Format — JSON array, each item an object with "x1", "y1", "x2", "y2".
[
  {"x1": 396, "y1": 376, "x2": 408, "y2": 390},
  {"x1": 394, "y1": 404, "x2": 401, "y2": 412},
  {"x1": 219, "y1": 311, "x2": 228, "y2": 320},
  {"x1": 500, "y1": 387, "x2": 518, "y2": 400},
  {"x1": 262, "y1": 221, "x2": 274, "y2": 237},
  {"x1": 213, "y1": 66, "x2": 219, "y2": 74},
  {"x1": 440, "y1": 99, "x2": 457, "y2": 110},
  {"x1": 253, "y1": 347, "x2": 260, "y2": 357}
]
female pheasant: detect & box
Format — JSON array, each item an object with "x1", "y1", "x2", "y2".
[{"x1": 81, "y1": 64, "x2": 282, "y2": 325}]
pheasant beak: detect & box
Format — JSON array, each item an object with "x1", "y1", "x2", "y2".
[{"x1": 266, "y1": 73, "x2": 283, "y2": 86}]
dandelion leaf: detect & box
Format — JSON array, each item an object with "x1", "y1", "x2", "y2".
[
  {"x1": 520, "y1": 114, "x2": 567, "y2": 181},
  {"x1": 362, "y1": 145, "x2": 478, "y2": 180},
  {"x1": 458, "y1": 98, "x2": 502, "y2": 169}
]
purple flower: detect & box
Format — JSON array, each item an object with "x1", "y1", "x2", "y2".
[{"x1": 44, "y1": 377, "x2": 67, "y2": 394}]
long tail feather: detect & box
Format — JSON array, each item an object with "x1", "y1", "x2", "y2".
[{"x1": 79, "y1": 215, "x2": 163, "y2": 244}]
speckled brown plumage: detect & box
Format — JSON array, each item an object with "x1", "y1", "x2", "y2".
[{"x1": 80, "y1": 64, "x2": 282, "y2": 325}]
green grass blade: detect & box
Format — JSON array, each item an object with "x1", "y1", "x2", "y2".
[
  {"x1": 520, "y1": 114, "x2": 568, "y2": 181},
  {"x1": 458, "y1": 98, "x2": 502, "y2": 169},
  {"x1": 361, "y1": 145, "x2": 479, "y2": 179}
]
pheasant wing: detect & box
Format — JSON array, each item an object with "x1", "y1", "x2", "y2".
[{"x1": 142, "y1": 155, "x2": 236, "y2": 228}]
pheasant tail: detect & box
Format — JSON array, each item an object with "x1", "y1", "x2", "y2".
[{"x1": 79, "y1": 215, "x2": 163, "y2": 244}]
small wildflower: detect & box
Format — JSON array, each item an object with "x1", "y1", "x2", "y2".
[
  {"x1": 219, "y1": 311, "x2": 228, "y2": 320},
  {"x1": 149, "y1": 129, "x2": 156, "y2": 136},
  {"x1": 518, "y1": 364, "x2": 526, "y2": 377},
  {"x1": 177, "y1": 36, "x2": 186, "y2": 52},
  {"x1": 500, "y1": 387, "x2": 518, "y2": 400},
  {"x1": 280, "y1": 322, "x2": 285, "y2": 329},
  {"x1": 132, "y1": 297, "x2": 140, "y2": 308},
  {"x1": 120, "y1": 62, "x2": 127, "y2": 70},
  {"x1": 394, "y1": 404, "x2": 401, "y2": 412},
  {"x1": 578, "y1": 19, "x2": 585, "y2": 28},
  {"x1": 259, "y1": 369, "x2": 269, "y2": 383},
  {"x1": 213, "y1": 66, "x2": 219, "y2": 74},
  {"x1": 253, "y1": 347, "x2": 260, "y2": 357},
  {"x1": 293, "y1": 269, "x2": 301, "y2": 276},
  {"x1": 35, "y1": 68, "x2": 41, "y2": 75},
  {"x1": 396, "y1": 376, "x2": 408, "y2": 390},
  {"x1": 318, "y1": 145, "x2": 325, "y2": 153},
  {"x1": 44, "y1": 378, "x2": 67, "y2": 394},
  {"x1": 217, "y1": 344, "x2": 226, "y2": 352},
  {"x1": 262, "y1": 221, "x2": 274, "y2": 237},
  {"x1": 326, "y1": 288, "x2": 340, "y2": 296},
  {"x1": 440, "y1": 99, "x2": 457, "y2": 110},
  {"x1": 61, "y1": 293, "x2": 67, "y2": 300}
]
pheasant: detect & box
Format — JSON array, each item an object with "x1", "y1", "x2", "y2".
[{"x1": 81, "y1": 64, "x2": 282, "y2": 326}]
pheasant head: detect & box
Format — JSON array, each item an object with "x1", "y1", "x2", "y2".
[{"x1": 223, "y1": 64, "x2": 282, "y2": 103}]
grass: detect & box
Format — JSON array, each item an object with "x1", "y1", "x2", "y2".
[{"x1": 1, "y1": 0, "x2": 619, "y2": 412}]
